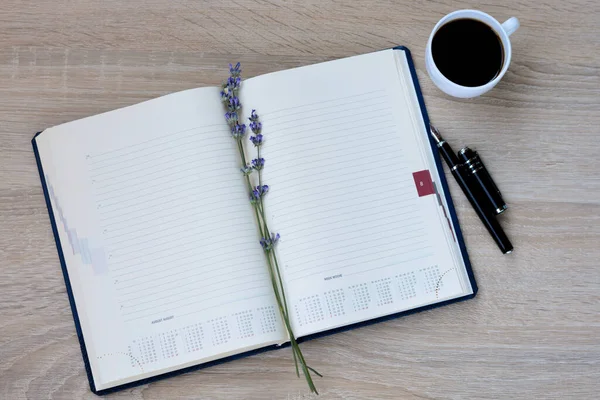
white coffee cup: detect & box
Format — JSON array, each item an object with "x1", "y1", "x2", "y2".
[{"x1": 425, "y1": 10, "x2": 519, "y2": 98}]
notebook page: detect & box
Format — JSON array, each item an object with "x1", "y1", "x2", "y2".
[
  {"x1": 35, "y1": 88, "x2": 285, "y2": 390},
  {"x1": 242, "y1": 49, "x2": 471, "y2": 337}
]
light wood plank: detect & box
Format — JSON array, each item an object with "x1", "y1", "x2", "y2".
[{"x1": 1, "y1": 0, "x2": 599, "y2": 399}]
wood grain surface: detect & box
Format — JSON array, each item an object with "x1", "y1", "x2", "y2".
[{"x1": 1, "y1": 1, "x2": 599, "y2": 399}]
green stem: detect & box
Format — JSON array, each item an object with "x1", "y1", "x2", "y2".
[
  {"x1": 237, "y1": 139, "x2": 247, "y2": 166},
  {"x1": 267, "y1": 248, "x2": 298, "y2": 379},
  {"x1": 252, "y1": 204, "x2": 265, "y2": 238},
  {"x1": 255, "y1": 201, "x2": 290, "y2": 317},
  {"x1": 264, "y1": 252, "x2": 317, "y2": 393},
  {"x1": 270, "y1": 251, "x2": 287, "y2": 308},
  {"x1": 252, "y1": 159, "x2": 308, "y2": 385},
  {"x1": 262, "y1": 249, "x2": 300, "y2": 378},
  {"x1": 259, "y1": 237, "x2": 318, "y2": 391},
  {"x1": 257, "y1": 146, "x2": 262, "y2": 189},
  {"x1": 235, "y1": 139, "x2": 265, "y2": 240},
  {"x1": 279, "y1": 300, "x2": 319, "y2": 394},
  {"x1": 307, "y1": 366, "x2": 324, "y2": 378},
  {"x1": 292, "y1": 341, "x2": 300, "y2": 378},
  {"x1": 258, "y1": 203, "x2": 269, "y2": 239},
  {"x1": 229, "y1": 111, "x2": 319, "y2": 393}
]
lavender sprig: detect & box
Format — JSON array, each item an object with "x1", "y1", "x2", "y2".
[
  {"x1": 250, "y1": 133, "x2": 263, "y2": 146},
  {"x1": 229, "y1": 62, "x2": 242, "y2": 77},
  {"x1": 249, "y1": 111, "x2": 263, "y2": 147},
  {"x1": 250, "y1": 184, "x2": 269, "y2": 203},
  {"x1": 228, "y1": 96, "x2": 241, "y2": 111},
  {"x1": 249, "y1": 110, "x2": 262, "y2": 136},
  {"x1": 240, "y1": 164, "x2": 253, "y2": 176},
  {"x1": 230, "y1": 123, "x2": 246, "y2": 140},
  {"x1": 252, "y1": 157, "x2": 265, "y2": 170},
  {"x1": 260, "y1": 233, "x2": 280, "y2": 251},
  {"x1": 226, "y1": 76, "x2": 241, "y2": 91},
  {"x1": 225, "y1": 111, "x2": 238, "y2": 126},
  {"x1": 249, "y1": 109, "x2": 259, "y2": 122},
  {"x1": 221, "y1": 63, "x2": 320, "y2": 394}
]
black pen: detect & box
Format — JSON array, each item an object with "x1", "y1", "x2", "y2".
[{"x1": 429, "y1": 125, "x2": 513, "y2": 254}]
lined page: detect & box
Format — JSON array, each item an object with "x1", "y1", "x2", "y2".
[
  {"x1": 243, "y1": 50, "x2": 470, "y2": 337},
  {"x1": 35, "y1": 87, "x2": 285, "y2": 390},
  {"x1": 87, "y1": 126, "x2": 268, "y2": 324},
  {"x1": 261, "y1": 91, "x2": 431, "y2": 283}
]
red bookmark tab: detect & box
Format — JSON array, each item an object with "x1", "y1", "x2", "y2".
[{"x1": 413, "y1": 170, "x2": 434, "y2": 197}]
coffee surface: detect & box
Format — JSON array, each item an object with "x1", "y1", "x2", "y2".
[{"x1": 432, "y1": 18, "x2": 504, "y2": 87}]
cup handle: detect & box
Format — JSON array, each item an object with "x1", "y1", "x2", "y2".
[{"x1": 502, "y1": 17, "x2": 520, "y2": 36}]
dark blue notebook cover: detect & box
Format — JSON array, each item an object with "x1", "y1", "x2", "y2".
[{"x1": 31, "y1": 46, "x2": 477, "y2": 395}]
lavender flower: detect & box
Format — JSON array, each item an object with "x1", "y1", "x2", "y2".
[
  {"x1": 225, "y1": 111, "x2": 238, "y2": 126},
  {"x1": 231, "y1": 123, "x2": 246, "y2": 139},
  {"x1": 220, "y1": 90, "x2": 229, "y2": 104},
  {"x1": 226, "y1": 76, "x2": 241, "y2": 92},
  {"x1": 252, "y1": 157, "x2": 265, "y2": 170},
  {"x1": 228, "y1": 97, "x2": 241, "y2": 111},
  {"x1": 229, "y1": 62, "x2": 241, "y2": 77},
  {"x1": 260, "y1": 233, "x2": 280, "y2": 251},
  {"x1": 249, "y1": 121, "x2": 262, "y2": 133},
  {"x1": 240, "y1": 164, "x2": 253, "y2": 176},
  {"x1": 250, "y1": 184, "x2": 269, "y2": 203},
  {"x1": 250, "y1": 133, "x2": 263, "y2": 146},
  {"x1": 249, "y1": 110, "x2": 263, "y2": 145}
]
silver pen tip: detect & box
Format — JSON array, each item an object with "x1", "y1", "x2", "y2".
[{"x1": 429, "y1": 124, "x2": 443, "y2": 143}]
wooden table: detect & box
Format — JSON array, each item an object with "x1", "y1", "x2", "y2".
[{"x1": 1, "y1": 1, "x2": 598, "y2": 399}]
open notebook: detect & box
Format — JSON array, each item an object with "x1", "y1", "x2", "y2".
[{"x1": 32, "y1": 47, "x2": 477, "y2": 394}]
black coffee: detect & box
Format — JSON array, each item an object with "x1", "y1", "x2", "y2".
[{"x1": 432, "y1": 19, "x2": 504, "y2": 87}]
